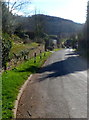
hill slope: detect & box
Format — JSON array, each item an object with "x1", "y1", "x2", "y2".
[{"x1": 15, "y1": 14, "x2": 83, "y2": 36}]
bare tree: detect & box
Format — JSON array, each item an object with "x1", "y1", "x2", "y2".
[
  {"x1": 2, "y1": 0, "x2": 31, "y2": 34},
  {"x1": 4, "y1": 0, "x2": 31, "y2": 15}
]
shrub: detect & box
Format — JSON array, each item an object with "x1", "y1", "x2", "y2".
[{"x1": 2, "y1": 34, "x2": 12, "y2": 70}]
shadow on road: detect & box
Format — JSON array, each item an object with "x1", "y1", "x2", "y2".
[{"x1": 38, "y1": 53, "x2": 88, "y2": 82}]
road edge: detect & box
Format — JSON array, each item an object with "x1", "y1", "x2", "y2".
[
  {"x1": 13, "y1": 50, "x2": 55, "y2": 118},
  {"x1": 12, "y1": 74, "x2": 33, "y2": 118}
]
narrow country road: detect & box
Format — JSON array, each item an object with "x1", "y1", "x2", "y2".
[{"x1": 16, "y1": 49, "x2": 87, "y2": 118}]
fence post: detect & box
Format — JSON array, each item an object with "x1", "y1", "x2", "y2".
[
  {"x1": 40, "y1": 50, "x2": 42, "y2": 59},
  {"x1": 34, "y1": 52, "x2": 36, "y2": 63},
  {"x1": 44, "y1": 52, "x2": 46, "y2": 57}
]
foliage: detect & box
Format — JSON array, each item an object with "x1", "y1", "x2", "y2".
[
  {"x1": 11, "y1": 34, "x2": 23, "y2": 43},
  {"x1": 14, "y1": 23, "x2": 26, "y2": 39},
  {"x1": 44, "y1": 34, "x2": 50, "y2": 50},
  {"x1": 2, "y1": 33, "x2": 12, "y2": 70},
  {"x1": 13, "y1": 50, "x2": 29, "y2": 62},
  {"x1": 64, "y1": 34, "x2": 78, "y2": 49},
  {"x1": 87, "y1": 1, "x2": 89, "y2": 33},
  {"x1": 2, "y1": 0, "x2": 31, "y2": 35},
  {"x1": 77, "y1": 1, "x2": 88, "y2": 57},
  {"x1": 2, "y1": 51, "x2": 51, "y2": 119},
  {"x1": 2, "y1": 2, "x2": 15, "y2": 34},
  {"x1": 87, "y1": 1, "x2": 89, "y2": 56},
  {"x1": 44, "y1": 34, "x2": 57, "y2": 50},
  {"x1": 70, "y1": 35, "x2": 78, "y2": 49},
  {"x1": 33, "y1": 14, "x2": 45, "y2": 43},
  {"x1": 9, "y1": 42, "x2": 38, "y2": 59}
]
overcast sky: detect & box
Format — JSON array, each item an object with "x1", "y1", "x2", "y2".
[{"x1": 7, "y1": 0, "x2": 88, "y2": 23}]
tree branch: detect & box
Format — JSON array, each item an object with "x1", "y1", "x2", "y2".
[{"x1": 10, "y1": 1, "x2": 29, "y2": 12}]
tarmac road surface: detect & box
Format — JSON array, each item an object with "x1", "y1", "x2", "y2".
[{"x1": 16, "y1": 49, "x2": 87, "y2": 118}]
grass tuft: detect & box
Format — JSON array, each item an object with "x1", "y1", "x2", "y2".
[{"x1": 2, "y1": 51, "x2": 51, "y2": 119}]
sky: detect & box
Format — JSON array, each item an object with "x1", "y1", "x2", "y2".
[{"x1": 6, "y1": 0, "x2": 88, "y2": 23}]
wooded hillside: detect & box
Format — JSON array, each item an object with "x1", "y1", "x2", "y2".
[{"x1": 15, "y1": 14, "x2": 83, "y2": 36}]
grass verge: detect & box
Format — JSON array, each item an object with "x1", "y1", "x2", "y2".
[
  {"x1": 2, "y1": 51, "x2": 51, "y2": 119},
  {"x1": 53, "y1": 48, "x2": 61, "y2": 52}
]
